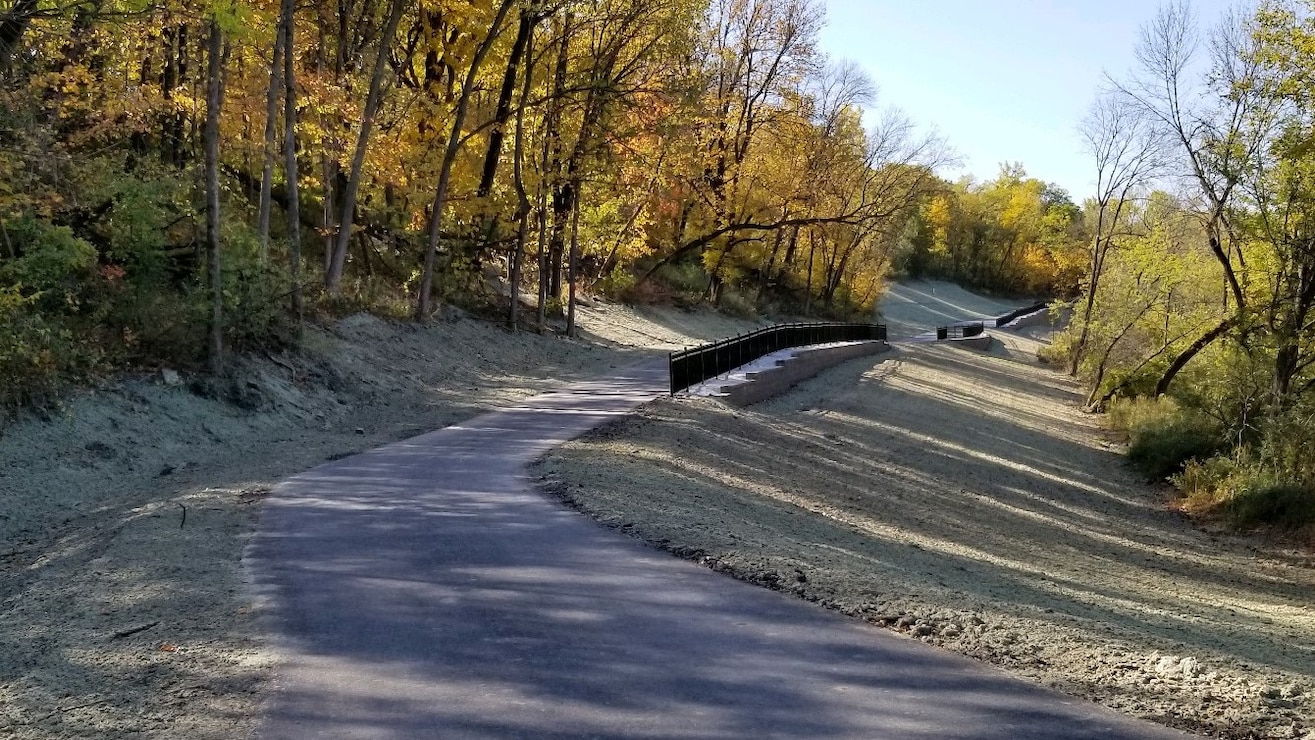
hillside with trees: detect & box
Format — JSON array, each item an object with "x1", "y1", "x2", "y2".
[
  {"x1": 1051, "y1": 0, "x2": 1315, "y2": 536},
  {"x1": 0, "y1": 0, "x2": 1101, "y2": 406},
  {"x1": 897, "y1": 164, "x2": 1087, "y2": 297}
]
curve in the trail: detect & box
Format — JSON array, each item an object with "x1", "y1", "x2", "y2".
[
  {"x1": 880, "y1": 280, "x2": 1030, "y2": 340},
  {"x1": 247, "y1": 358, "x2": 1195, "y2": 739}
]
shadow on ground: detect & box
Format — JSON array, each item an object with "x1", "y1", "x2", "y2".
[{"x1": 539, "y1": 342, "x2": 1315, "y2": 739}]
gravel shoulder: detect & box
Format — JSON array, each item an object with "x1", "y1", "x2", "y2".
[
  {"x1": 0, "y1": 301, "x2": 760, "y2": 740},
  {"x1": 537, "y1": 287, "x2": 1315, "y2": 740}
]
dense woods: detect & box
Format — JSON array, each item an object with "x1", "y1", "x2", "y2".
[
  {"x1": 0, "y1": 0, "x2": 958, "y2": 400},
  {"x1": 896, "y1": 164, "x2": 1086, "y2": 296},
  {"x1": 0, "y1": 0, "x2": 1091, "y2": 402},
  {"x1": 2, "y1": 0, "x2": 1104, "y2": 404}
]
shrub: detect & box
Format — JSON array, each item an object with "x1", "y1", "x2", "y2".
[
  {"x1": 717, "y1": 287, "x2": 759, "y2": 318},
  {"x1": 0, "y1": 287, "x2": 99, "y2": 409},
  {"x1": 103, "y1": 286, "x2": 208, "y2": 367},
  {"x1": 1037, "y1": 324, "x2": 1076, "y2": 366},
  {"x1": 1253, "y1": 402, "x2": 1315, "y2": 489},
  {"x1": 542, "y1": 296, "x2": 565, "y2": 319},
  {"x1": 1179, "y1": 456, "x2": 1315, "y2": 530},
  {"x1": 1112, "y1": 397, "x2": 1223, "y2": 480},
  {"x1": 595, "y1": 267, "x2": 636, "y2": 300},
  {"x1": 1229, "y1": 483, "x2": 1315, "y2": 529},
  {"x1": 1128, "y1": 419, "x2": 1223, "y2": 481},
  {"x1": 1108, "y1": 395, "x2": 1166, "y2": 438},
  {"x1": 620, "y1": 276, "x2": 670, "y2": 305},
  {"x1": 74, "y1": 155, "x2": 190, "y2": 281},
  {"x1": 654, "y1": 261, "x2": 708, "y2": 297},
  {"x1": 327, "y1": 275, "x2": 413, "y2": 321},
  {"x1": 223, "y1": 265, "x2": 299, "y2": 353},
  {"x1": 0, "y1": 215, "x2": 97, "y2": 302},
  {"x1": 822, "y1": 284, "x2": 877, "y2": 320}
]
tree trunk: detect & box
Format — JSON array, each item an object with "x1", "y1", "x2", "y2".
[
  {"x1": 548, "y1": 187, "x2": 569, "y2": 301},
  {"x1": 535, "y1": 173, "x2": 549, "y2": 330},
  {"x1": 0, "y1": 0, "x2": 38, "y2": 75},
  {"x1": 160, "y1": 26, "x2": 177, "y2": 160},
  {"x1": 755, "y1": 210, "x2": 788, "y2": 305},
  {"x1": 548, "y1": 33, "x2": 613, "y2": 307},
  {"x1": 416, "y1": 0, "x2": 514, "y2": 319},
  {"x1": 282, "y1": 0, "x2": 303, "y2": 319},
  {"x1": 326, "y1": 0, "x2": 405, "y2": 295},
  {"x1": 705, "y1": 246, "x2": 731, "y2": 301},
  {"x1": 566, "y1": 188, "x2": 581, "y2": 337},
  {"x1": 509, "y1": 186, "x2": 528, "y2": 331},
  {"x1": 821, "y1": 237, "x2": 846, "y2": 306},
  {"x1": 1153, "y1": 316, "x2": 1236, "y2": 397},
  {"x1": 204, "y1": 19, "x2": 225, "y2": 375},
  {"x1": 1069, "y1": 235, "x2": 1105, "y2": 376},
  {"x1": 1274, "y1": 340, "x2": 1299, "y2": 400},
  {"x1": 508, "y1": 14, "x2": 536, "y2": 331},
  {"x1": 804, "y1": 230, "x2": 815, "y2": 315},
  {"x1": 1084, "y1": 313, "x2": 1147, "y2": 409},
  {"x1": 477, "y1": 9, "x2": 533, "y2": 199},
  {"x1": 779, "y1": 225, "x2": 800, "y2": 277},
  {"x1": 825, "y1": 238, "x2": 860, "y2": 306},
  {"x1": 317, "y1": 22, "x2": 338, "y2": 281},
  {"x1": 535, "y1": 78, "x2": 552, "y2": 331},
  {"x1": 1207, "y1": 228, "x2": 1246, "y2": 312},
  {"x1": 161, "y1": 24, "x2": 190, "y2": 167},
  {"x1": 176, "y1": 24, "x2": 191, "y2": 166},
  {"x1": 543, "y1": 11, "x2": 572, "y2": 301},
  {"x1": 1272, "y1": 263, "x2": 1315, "y2": 403},
  {"x1": 257, "y1": 17, "x2": 286, "y2": 261}
]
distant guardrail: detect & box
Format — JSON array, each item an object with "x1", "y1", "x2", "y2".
[
  {"x1": 935, "y1": 322, "x2": 985, "y2": 340},
  {"x1": 670, "y1": 323, "x2": 887, "y2": 394},
  {"x1": 933, "y1": 303, "x2": 1049, "y2": 340},
  {"x1": 994, "y1": 302, "x2": 1048, "y2": 328}
]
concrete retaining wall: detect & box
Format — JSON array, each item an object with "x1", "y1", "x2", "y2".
[
  {"x1": 1003, "y1": 307, "x2": 1051, "y2": 329},
  {"x1": 948, "y1": 335, "x2": 993, "y2": 351},
  {"x1": 719, "y1": 341, "x2": 890, "y2": 407}
]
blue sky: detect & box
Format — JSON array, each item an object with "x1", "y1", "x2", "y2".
[{"x1": 817, "y1": 0, "x2": 1236, "y2": 202}]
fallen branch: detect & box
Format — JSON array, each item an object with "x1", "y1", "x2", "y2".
[
  {"x1": 36, "y1": 699, "x2": 109, "y2": 722},
  {"x1": 263, "y1": 350, "x2": 299, "y2": 380},
  {"x1": 111, "y1": 620, "x2": 160, "y2": 639}
]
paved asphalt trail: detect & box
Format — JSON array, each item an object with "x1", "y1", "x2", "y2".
[{"x1": 247, "y1": 358, "x2": 1195, "y2": 739}]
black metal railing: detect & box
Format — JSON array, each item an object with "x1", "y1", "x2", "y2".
[
  {"x1": 935, "y1": 321, "x2": 985, "y2": 340},
  {"x1": 669, "y1": 322, "x2": 887, "y2": 394},
  {"x1": 933, "y1": 302, "x2": 1048, "y2": 340},
  {"x1": 994, "y1": 302, "x2": 1048, "y2": 328}
]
